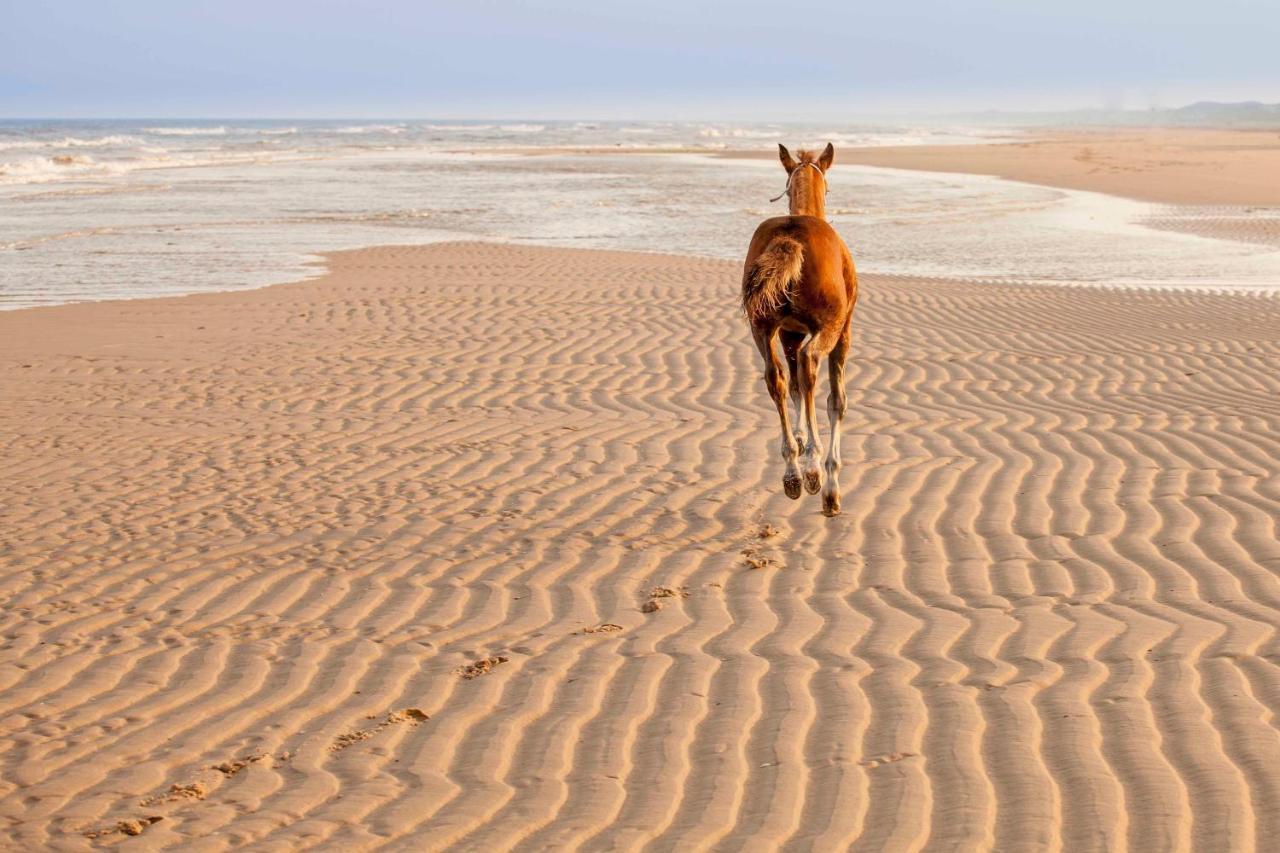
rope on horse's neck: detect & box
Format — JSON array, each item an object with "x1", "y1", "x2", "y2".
[{"x1": 771, "y1": 161, "x2": 826, "y2": 204}]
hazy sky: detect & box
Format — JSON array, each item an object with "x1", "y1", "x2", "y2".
[{"x1": 2, "y1": 1, "x2": 1276, "y2": 118}]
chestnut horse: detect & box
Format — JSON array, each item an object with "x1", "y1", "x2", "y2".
[{"x1": 742, "y1": 143, "x2": 858, "y2": 516}]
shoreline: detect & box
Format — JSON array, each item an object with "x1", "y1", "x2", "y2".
[
  {"x1": 482, "y1": 126, "x2": 1280, "y2": 208},
  {"x1": 6, "y1": 126, "x2": 1278, "y2": 313},
  {"x1": 3, "y1": 235, "x2": 1278, "y2": 319},
  {"x1": 4, "y1": 241, "x2": 1280, "y2": 847}
]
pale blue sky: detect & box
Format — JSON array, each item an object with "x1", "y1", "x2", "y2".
[{"x1": 2, "y1": 1, "x2": 1275, "y2": 118}]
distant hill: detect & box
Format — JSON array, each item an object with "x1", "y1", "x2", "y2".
[
  {"x1": 944, "y1": 101, "x2": 1280, "y2": 128},
  {"x1": 1169, "y1": 101, "x2": 1280, "y2": 122}
]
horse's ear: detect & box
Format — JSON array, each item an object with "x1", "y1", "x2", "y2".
[
  {"x1": 778, "y1": 144, "x2": 797, "y2": 174},
  {"x1": 818, "y1": 142, "x2": 835, "y2": 172}
]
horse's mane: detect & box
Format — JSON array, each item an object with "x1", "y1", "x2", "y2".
[{"x1": 795, "y1": 150, "x2": 820, "y2": 165}]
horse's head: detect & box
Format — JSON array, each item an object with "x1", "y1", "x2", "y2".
[{"x1": 776, "y1": 143, "x2": 834, "y2": 218}]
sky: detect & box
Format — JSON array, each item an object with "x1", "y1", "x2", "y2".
[{"x1": 1, "y1": 0, "x2": 1276, "y2": 119}]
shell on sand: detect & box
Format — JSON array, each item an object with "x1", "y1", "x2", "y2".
[{"x1": 2, "y1": 242, "x2": 1280, "y2": 849}]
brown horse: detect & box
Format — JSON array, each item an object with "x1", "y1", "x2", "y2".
[{"x1": 742, "y1": 143, "x2": 858, "y2": 516}]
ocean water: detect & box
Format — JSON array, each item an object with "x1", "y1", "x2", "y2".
[{"x1": 2, "y1": 119, "x2": 1278, "y2": 309}]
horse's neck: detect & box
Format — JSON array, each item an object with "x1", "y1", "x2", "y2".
[{"x1": 789, "y1": 175, "x2": 825, "y2": 218}]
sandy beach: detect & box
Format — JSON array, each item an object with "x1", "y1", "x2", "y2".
[
  {"x1": 8, "y1": 0, "x2": 1280, "y2": 846},
  {"x1": 3, "y1": 234, "x2": 1280, "y2": 848},
  {"x1": 724, "y1": 128, "x2": 1280, "y2": 207}
]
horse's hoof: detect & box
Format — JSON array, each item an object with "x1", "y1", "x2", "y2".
[
  {"x1": 783, "y1": 473, "x2": 802, "y2": 499},
  {"x1": 822, "y1": 493, "x2": 841, "y2": 516},
  {"x1": 803, "y1": 467, "x2": 823, "y2": 495}
]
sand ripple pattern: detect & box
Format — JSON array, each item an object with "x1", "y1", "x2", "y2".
[
  {"x1": 2, "y1": 243, "x2": 1279, "y2": 850},
  {"x1": 1143, "y1": 207, "x2": 1280, "y2": 248}
]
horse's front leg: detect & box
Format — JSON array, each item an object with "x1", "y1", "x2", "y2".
[{"x1": 822, "y1": 325, "x2": 851, "y2": 516}]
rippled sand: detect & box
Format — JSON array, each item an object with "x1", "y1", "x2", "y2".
[{"x1": 3, "y1": 242, "x2": 1279, "y2": 848}]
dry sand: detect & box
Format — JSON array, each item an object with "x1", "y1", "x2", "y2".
[
  {"x1": 809, "y1": 128, "x2": 1280, "y2": 208},
  {"x1": 3, "y1": 241, "x2": 1280, "y2": 849}
]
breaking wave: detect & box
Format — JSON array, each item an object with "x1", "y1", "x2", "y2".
[
  {"x1": 0, "y1": 135, "x2": 143, "y2": 151},
  {"x1": 144, "y1": 126, "x2": 229, "y2": 136}
]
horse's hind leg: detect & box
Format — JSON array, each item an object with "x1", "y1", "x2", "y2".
[
  {"x1": 753, "y1": 326, "x2": 803, "y2": 499},
  {"x1": 822, "y1": 322, "x2": 851, "y2": 516},
  {"x1": 797, "y1": 334, "x2": 826, "y2": 495},
  {"x1": 780, "y1": 331, "x2": 805, "y2": 447}
]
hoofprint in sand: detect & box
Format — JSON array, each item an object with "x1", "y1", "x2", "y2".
[{"x1": 2, "y1": 242, "x2": 1280, "y2": 849}]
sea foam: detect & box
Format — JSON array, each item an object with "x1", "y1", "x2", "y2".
[
  {"x1": 0, "y1": 135, "x2": 143, "y2": 151},
  {"x1": 144, "y1": 126, "x2": 229, "y2": 136}
]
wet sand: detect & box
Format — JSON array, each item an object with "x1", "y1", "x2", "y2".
[
  {"x1": 3, "y1": 241, "x2": 1280, "y2": 848},
  {"x1": 499, "y1": 128, "x2": 1280, "y2": 208}
]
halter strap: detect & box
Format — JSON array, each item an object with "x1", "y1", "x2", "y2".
[{"x1": 770, "y1": 161, "x2": 826, "y2": 203}]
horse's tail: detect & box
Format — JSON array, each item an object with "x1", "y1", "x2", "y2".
[{"x1": 742, "y1": 236, "x2": 805, "y2": 320}]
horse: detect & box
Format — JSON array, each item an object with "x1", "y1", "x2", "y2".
[{"x1": 741, "y1": 143, "x2": 858, "y2": 516}]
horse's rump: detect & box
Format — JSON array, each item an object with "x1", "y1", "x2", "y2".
[{"x1": 741, "y1": 235, "x2": 805, "y2": 320}]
